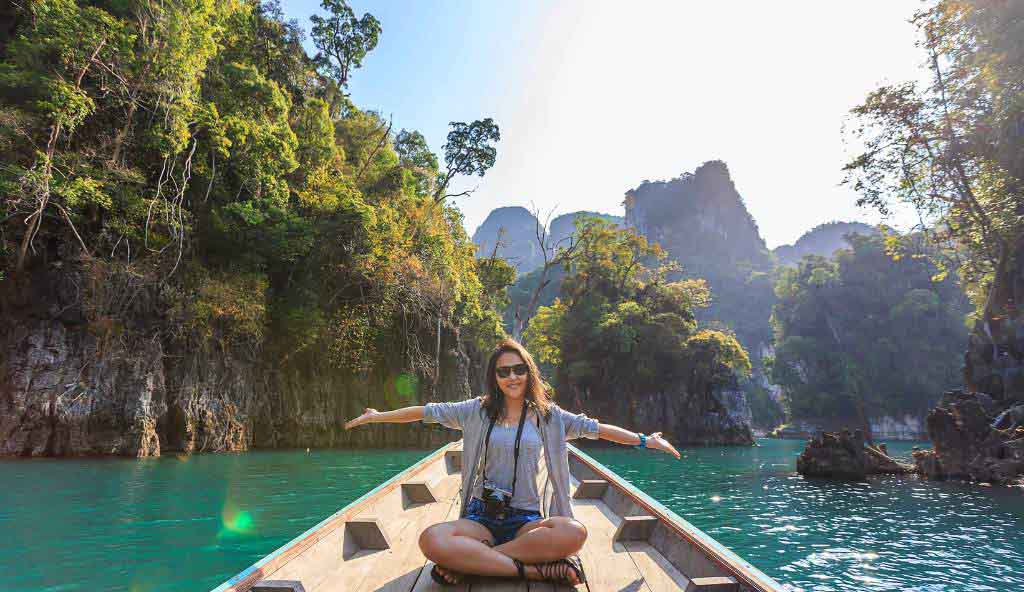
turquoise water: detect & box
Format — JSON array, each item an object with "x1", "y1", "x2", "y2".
[
  {"x1": 1, "y1": 440, "x2": 1021, "y2": 591},
  {"x1": 592, "y1": 440, "x2": 1024, "y2": 591}
]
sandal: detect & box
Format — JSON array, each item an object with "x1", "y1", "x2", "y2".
[
  {"x1": 430, "y1": 564, "x2": 465, "y2": 586},
  {"x1": 533, "y1": 555, "x2": 590, "y2": 591},
  {"x1": 512, "y1": 558, "x2": 528, "y2": 584}
]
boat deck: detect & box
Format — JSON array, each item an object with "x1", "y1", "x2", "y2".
[{"x1": 218, "y1": 443, "x2": 782, "y2": 592}]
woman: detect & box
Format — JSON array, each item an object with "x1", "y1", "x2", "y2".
[{"x1": 344, "y1": 339, "x2": 680, "y2": 586}]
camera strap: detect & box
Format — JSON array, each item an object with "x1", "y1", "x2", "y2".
[{"x1": 482, "y1": 400, "x2": 529, "y2": 500}]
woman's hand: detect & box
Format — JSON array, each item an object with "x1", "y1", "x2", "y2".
[
  {"x1": 646, "y1": 431, "x2": 681, "y2": 459},
  {"x1": 344, "y1": 408, "x2": 380, "y2": 430}
]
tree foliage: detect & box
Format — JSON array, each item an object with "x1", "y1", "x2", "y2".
[
  {"x1": 310, "y1": 0, "x2": 380, "y2": 94},
  {"x1": 770, "y1": 232, "x2": 970, "y2": 421},
  {"x1": 843, "y1": 0, "x2": 1024, "y2": 323},
  {"x1": 525, "y1": 217, "x2": 749, "y2": 399},
  {"x1": 434, "y1": 118, "x2": 501, "y2": 202},
  {"x1": 0, "y1": 0, "x2": 503, "y2": 393}
]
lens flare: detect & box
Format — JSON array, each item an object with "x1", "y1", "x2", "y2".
[
  {"x1": 395, "y1": 373, "x2": 418, "y2": 397},
  {"x1": 219, "y1": 503, "x2": 255, "y2": 537},
  {"x1": 388, "y1": 373, "x2": 419, "y2": 407}
]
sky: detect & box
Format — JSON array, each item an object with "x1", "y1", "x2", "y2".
[{"x1": 284, "y1": 1, "x2": 928, "y2": 248}]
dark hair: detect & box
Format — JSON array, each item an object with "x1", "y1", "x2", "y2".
[{"x1": 482, "y1": 338, "x2": 552, "y2": 421}]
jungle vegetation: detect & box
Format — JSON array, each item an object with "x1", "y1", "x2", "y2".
[
  {"x1": 0, "y1": 0, "x2": 506, "y2": 388},
  {"x1": 525, "y1": 216, "x2": 751, "y2": 402},
  {"x1": 843, "y1": 0, "x2": 1024, "y2": 337},
  {"x1": 769, "y1": 231, "x2": 971, "y2": 421}
]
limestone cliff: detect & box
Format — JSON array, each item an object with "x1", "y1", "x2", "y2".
[
  {"x1": 772, "y1": 221, "x2": 878, "y2": 267},
  {"x1": 0, "y1": 267, "x2": 467, "y2": 457},
  {"x1": 471, "y1": 207, "x2": 544, "y2": 273},
  {"x1": 547, "y1": 211, "x2": 624, "y2": 256},
  {"x1": 623, "y1": 161, "x2": 777, "y2": 432},
  {"x1": 624, "y1": 160, "x2": 775, "y2": 354},
  {"x1": 562, "y1": 382, "x2": 755, "y2": 446}
]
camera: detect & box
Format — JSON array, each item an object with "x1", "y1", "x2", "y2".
[{"x1": 481, "y1": 482, "x2": 512, "y2": 520}]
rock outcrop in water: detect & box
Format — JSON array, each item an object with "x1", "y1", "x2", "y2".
[
  {"x1": 796, "y1": 429, "x2": 914, "y2": 480},
  {"x1": 912, "y1": 390, "x2": 1024, "y2": 485},
  {"x1": 912, "y1": 235, "x2": 1024, "y2": 486}
]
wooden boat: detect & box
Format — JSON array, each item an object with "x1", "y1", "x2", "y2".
[{"x1": 212, "y1": 442, "x2": 785, "y2": 592}]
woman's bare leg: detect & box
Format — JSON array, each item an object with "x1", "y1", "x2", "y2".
[
  {"x1": 419, "y1": 519, "x2": 516, "y2": 582},
  {"x1": 419, "y1": 517, "x2": 588, "y2": 584},
  {"x1": 493, "y1": 517, "x2": 587, "y2": 584},
  {"x1": 493, "y1": 517, "x2": 587, "y2": 563}
]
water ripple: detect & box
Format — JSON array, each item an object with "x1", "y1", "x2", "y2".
[{"x1": 590, "y1": 439, "x2": 1024, "y2": 592}]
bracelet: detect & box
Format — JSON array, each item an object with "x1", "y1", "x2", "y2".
[{"x1": 635, "y1": 433, "x2": 647, "y2": 449}]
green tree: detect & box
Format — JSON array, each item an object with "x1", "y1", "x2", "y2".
[
  {"x1": 310, "y1": 0, "x2": 381, "y2": 90},
  {"x1": 525, "y1": 217, "x2": 747, "y2": 403},
  {"x1": 843, "y1": 0, "x2": 1024, "y2": 327},
  {"x1": 2, "y1": 0, "x2": 131, "y2": 272},
  {"x1": 434, "y1": 118, "x2": 501, "y2": 203},
  {"x1": 395, "y1": 129, "x2": 439, "y2": 198},
  {"x1": 0, "y1": 0, "x2": 504, "y2": 423},
  {"x1": 770, "y1": 232, "x2": 970, "y2": 428}
]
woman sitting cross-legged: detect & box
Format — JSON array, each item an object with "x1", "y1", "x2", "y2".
[{"x1": 344, "y1": 338, "x2": 680, "y2": 587}]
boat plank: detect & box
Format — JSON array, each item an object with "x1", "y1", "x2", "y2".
[
  {"x1": 623, "y1": 542, "x2": 691, "y2": 592},
  {"x1": 343, "y1": 474, "x2": 464, "y2": 592},
  {"x1": 469, "y1": 579, "x2": 530, "y2": 591},
  {"x1": 407, "y1": 491, "x2": 468, "y2": 592},
  {"x1": 571, "y1": 500, "x2": 647, "y2": 592}
]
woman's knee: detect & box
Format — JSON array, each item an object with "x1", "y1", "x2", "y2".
[
  {"x1": 418, "y1": 523, "x2": 450, "y2": 560},
  {"x1": 545, "y1": 517, "x2": 586, "y2": 552},
  {"x1": 563, "y1": 518, "x2": 587, "y2": 551}
]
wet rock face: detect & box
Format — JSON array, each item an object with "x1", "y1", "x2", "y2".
[
  {"x1": 1, "y1": 262, "x2": 753, "y2": 455},
  {"x1": 569, "y1": 382, "x2": 756, "y2": 446},
  {"x1": 0, "y1": 269, "x2": 469, "y2": 458},
  {"x1": 913, "y1": 390, "x2": 1024, "y2": 484},
  {"x1": 1, "y1": 318, "x2": 167, "y2": 457},
  {"x1": 912, "y1": 236, "x2": 1024, "y2": 486},
  {"x1": 796, "y1": 429, "x2": 913, "y2": 480}
]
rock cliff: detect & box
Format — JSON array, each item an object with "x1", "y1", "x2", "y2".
[
  {"x1": 563, "y1": 382, "x2": 755, "y2": 447},
  {"x1": 772, "y1": 221, "x2": 878, "y2": 267},
  {"x1": 471, "y1": 207, "x2": 544, "y2": 273},
  {"x1": 624, "y1": 161, "x2": 774, "y2": 348},
  {"x1": 623, "y1": 161, "x2": 777, "y2": 430},
  {"x1": 0, "y1": 262, "x2": 757, "y2": 456},
  {"x1": 0, "y1": 267, "x2": 467, "y2": 457},
  {"x1": 913, "y1": 234, "x2": 1024, "y2": 485}
]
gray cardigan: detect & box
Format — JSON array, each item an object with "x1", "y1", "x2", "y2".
[{"x1": 424, "y1": 398, "x2": 600, "y2": 519}]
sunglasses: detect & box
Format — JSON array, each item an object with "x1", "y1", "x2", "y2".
[{"x1": 495, "y1": 363, "x2": 529, "y2": 378}]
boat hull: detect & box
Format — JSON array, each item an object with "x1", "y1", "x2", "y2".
[{"x1": 212, "y1": 442, "x2": 785, "y2": 591}]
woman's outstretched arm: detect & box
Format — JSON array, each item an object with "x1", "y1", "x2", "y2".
[
  {"x1": 598, "y1": 423, "x2": 681, "y2": 459},
  {"x1": 344, "y1": 406, "x2": 425, "y2": 429}
]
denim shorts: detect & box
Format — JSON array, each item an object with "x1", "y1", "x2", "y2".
[{"x1": 464, "y1": 497, "x2": 543, "y2": 545}]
